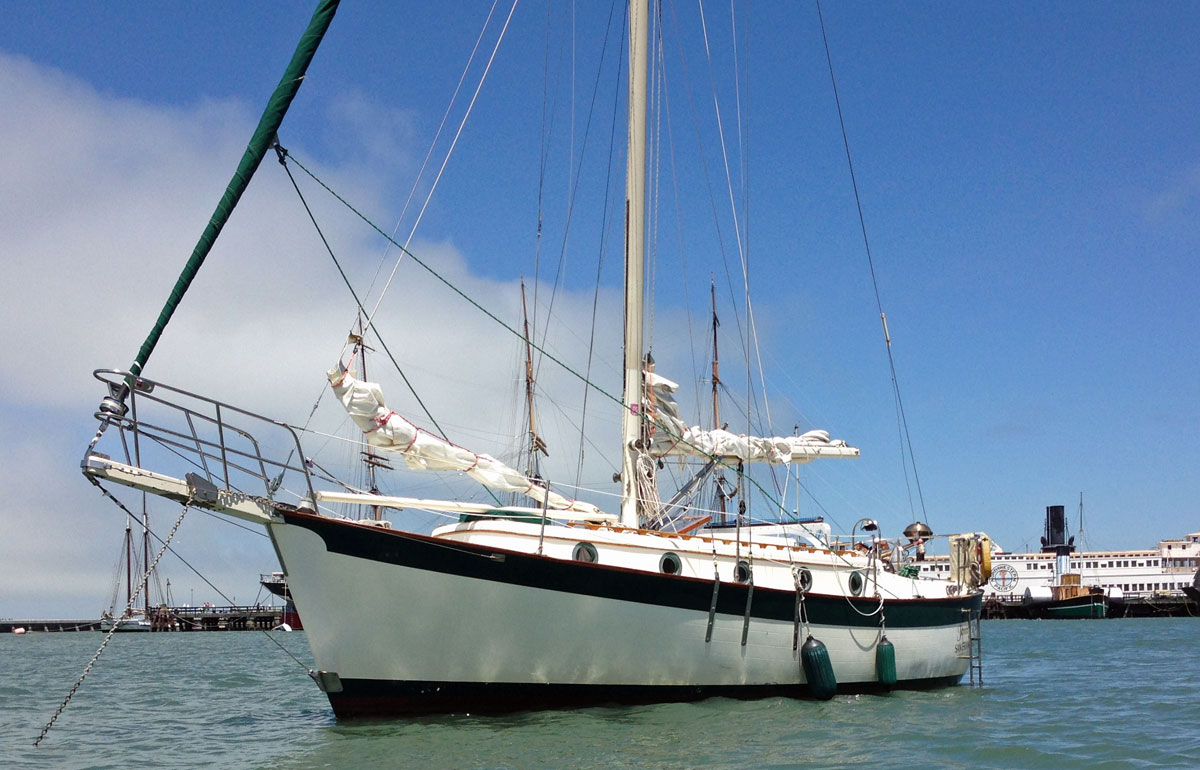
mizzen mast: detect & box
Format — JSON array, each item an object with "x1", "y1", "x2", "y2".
[{"x1": 520, "y1": 279, "x2": 548, "y2": 479}]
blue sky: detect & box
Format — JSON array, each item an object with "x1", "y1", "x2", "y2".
[{"x1": 2, "y1": 2, "x2": 1197, "y2": 617}]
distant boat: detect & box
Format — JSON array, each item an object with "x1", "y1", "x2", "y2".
[
  {"x1": 260, "y1": 572, "x2": 303, "y2": 630},
  {"x1": 924, "y1": 504, "x2": 1200, "y2": 614},
  {"x1": 99, "y1": 610, "x2": 152, "y2": 633},
  {"x1": 99, "y1": 508, "x2": 158, "y2": 632},
  {"x1": 1183, "y1": 570, "x2": 1200, "y2": 605},
  {"x1": 1023, "y1": 574, "x2": 1108, "y2": 620}
]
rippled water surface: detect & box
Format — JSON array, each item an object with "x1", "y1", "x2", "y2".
[{"x1": 5, "y1": 619, "x2": 1198, "y2": 769}]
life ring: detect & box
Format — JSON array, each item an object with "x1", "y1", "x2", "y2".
[{"x1": 976, "y1": 541, "x2": 992, "y2": 582}]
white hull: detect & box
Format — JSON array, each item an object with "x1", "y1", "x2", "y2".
[
  {"x1": 270, "y1": 512, "x2": 976, "y2": 716},
  {"x1": 100, "y1": 615, "x2": 152, "y2": 632}
]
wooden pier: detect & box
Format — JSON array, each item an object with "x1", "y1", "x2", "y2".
[
  {"x1": 983, "y1": 592, "x2": 1199, "y2": 619},
  {"x1": 3, "y1": 605, "x2": 285, "y2": 633},
  {"x1": 0, "y1": 619, "x2": 102, "y2": 633},
  {"x1": 163, "y1": 605, "x2": 284, "y2": 631}
]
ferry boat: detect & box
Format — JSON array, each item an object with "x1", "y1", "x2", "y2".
[{"x1": 919, "y1": 505, "x2": 1200, "y2": 613}]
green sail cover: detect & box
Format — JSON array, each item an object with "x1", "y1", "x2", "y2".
[{"x1": 129, "y1": 0, "x2": 341, "y2": 378}]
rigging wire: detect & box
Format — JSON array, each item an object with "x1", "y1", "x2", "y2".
[
  {"x1": 282, "y1": 150, "x2": 805, "y2": 525},
  {"x1": 533, "y1": 0, "x2": 623, "y2": 371},
  {"x1": 574, "y1": 41, "x2": 625, "y2": 490},
  {"x1": 674, "y1": 1, "x2": 794, "y2": 518},
  {"x1": 814, "y1": 0, "x2": 929, "y2": 527},
  {"x1": 364, "y1": 0, "x2": 521, "y2": 332},
  {"x1": 371, "y1": 0, "x2": 505, "y2": 296},
  {"x1": 273, "y1": 143, "x2": 501, "y2": 507},
  {"x1": 696, "y1": 0, "x2": 772, "y2": 440}
]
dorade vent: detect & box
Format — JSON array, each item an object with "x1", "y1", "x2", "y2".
[
  {"x1": 660, "y1": 552, "x2": 682, "y2": 575},
  {"x1": 572, "y1": 542, "x2": 598, "y2": 563}
]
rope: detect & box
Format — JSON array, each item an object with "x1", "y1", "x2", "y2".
[
  {"x1": 377, "y1": 0, "x2": 504, "y2": 284},
  {"x1": 34, "y1": 495, "x2": 193, "y2": 747}
]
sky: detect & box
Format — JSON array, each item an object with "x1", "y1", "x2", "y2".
[{"x1": 1, "y1": 1, "x2": 1198, "y2": 619}]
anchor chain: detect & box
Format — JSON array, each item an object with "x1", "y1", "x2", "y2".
[{"x1": 34, "y1": 491, "x2": 193, "y2": 747}]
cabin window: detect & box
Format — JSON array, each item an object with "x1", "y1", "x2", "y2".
[
  {"x1": 796, "y1": 567, "x2": 813, "y2": 592},
  {"x1": 849, "y1": 570, "x2": 866, "y2": 596},
  {"x1": 735, "y1": 560, "x2": 752, "y2": 583},
  {"x1": 572, "y1": 542, "x2": 598, "y2": 563},
  {"x1": 660, "y1": 552, "x2": 682, "y2": 575}
]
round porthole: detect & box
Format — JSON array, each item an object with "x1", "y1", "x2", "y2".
[
  {"x1": 796, "y1": 567, "x2": 813, "y2": 592},
  {"x1": 735, "y1": 560, "x2": 752, "y2": 583},
  {"x1": 849, "y1": 570, "x2": 865, "y2": 596},
  {"x1": 660, "y1": 552, "x2": 682, "y2": 575},
  {"x1": 572, "y1": 542, "x2": 598, "y2": 563}
]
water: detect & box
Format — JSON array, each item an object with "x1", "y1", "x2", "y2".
[{"x1": 4, "y1": 619, "x2": 1198, "y2": 769}]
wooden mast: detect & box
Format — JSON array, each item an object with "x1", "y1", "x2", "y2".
[
  {"x1": 520, "y1": 279, "x2": 548, "y2": 479},
  {"x1": 710, "y1": 281, "x2": 727, "y2": 525},
  {"x1": 355, "y1": 319, "x2": 392, "y2": 520}
]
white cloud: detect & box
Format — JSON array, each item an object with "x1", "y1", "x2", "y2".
[{"x1": 0, "y1": 51, "x2": 636, "y2": 617}]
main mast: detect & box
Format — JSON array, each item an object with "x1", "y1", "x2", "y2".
[{"x1": 619, "y1": 0, "x2": 650, "y2": 527}]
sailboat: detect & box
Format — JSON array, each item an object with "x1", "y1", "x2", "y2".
[
  {"x1": 81, "y1": 0, "x2": 986, "y2": 716},
  {"x1": 99, "y1": 503, "x2": 154, "y2": 632}
]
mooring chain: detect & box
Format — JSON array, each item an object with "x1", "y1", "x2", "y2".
[{"x1": 34, "y1": 495, "x2": 193, "y2": 747}]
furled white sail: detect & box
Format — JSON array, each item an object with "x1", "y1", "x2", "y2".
[
  {"x1": 646, "y1": 372, "x2": 860, "y2": 464},
  {"x1": 328, "y1": 365, "x2": 602, "y2": 515}
]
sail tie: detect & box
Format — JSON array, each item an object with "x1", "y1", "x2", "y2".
[{"x1": 365, "y1": 410, "x2": 398, "y2": 435}]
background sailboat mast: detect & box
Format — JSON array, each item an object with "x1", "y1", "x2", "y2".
[
  {"x1": 124, "y1": 519, "x2": 132, "y2": 615},
  {"x1": 142, "y1": 497, "x2": 150, "y2": 615},
  {"x1": 520, "y1": 279, "x2": 547, "y2": 479},
  {"x1": 620, "y1": 0, "x2": 650, "y2": 527},
  {"x1": 710, "y1": 281, "x2": 727, "y2": 525}
]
